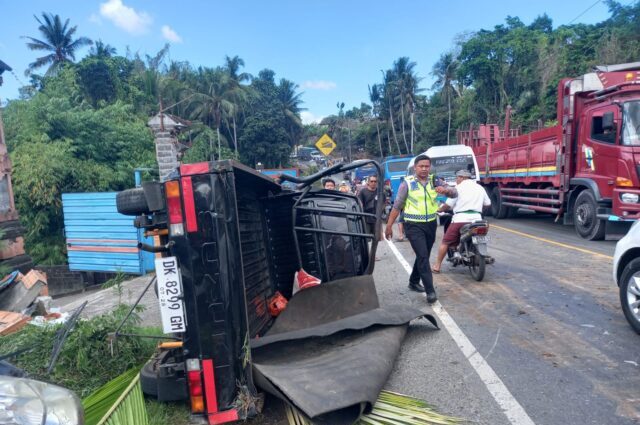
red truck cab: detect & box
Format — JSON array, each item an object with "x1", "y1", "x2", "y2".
[{"x1": 458, "y1": 62, "x2": 640, "y2": 240}]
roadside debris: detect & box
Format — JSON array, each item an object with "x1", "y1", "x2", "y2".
[{"x1": 0, "y1": 269, "x2": 63, "y2": 336}]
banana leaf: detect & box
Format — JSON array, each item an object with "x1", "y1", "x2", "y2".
[
  {"x1": 83, "y1": 367, "x2": 149, "y2": 425},
  {"x1": 285, "y1": 390, "x2": 463, "y2": 425}
]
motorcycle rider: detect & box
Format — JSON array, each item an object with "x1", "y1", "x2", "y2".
[{"x1": 431, "y1": 169, "x2": 491, "y2": 274}]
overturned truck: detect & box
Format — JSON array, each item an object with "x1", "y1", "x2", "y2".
[{"x1": 116, "y1": 160, "x2": 437, "y2": 425}]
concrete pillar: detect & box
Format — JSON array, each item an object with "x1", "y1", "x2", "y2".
[{"x1": 153, "y1": 131, "x2": 180, "y2": 182}]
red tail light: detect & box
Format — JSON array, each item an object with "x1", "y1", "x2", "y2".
[
  {"x1": 186, "y1": 359, "x2": 205, "y2": 413},
  {"x1": 472, "y1": 226, "x2": 489, "y2": 236},
  {"x1": 165, "y1": 180, "x2": 185, "y2": 236}
]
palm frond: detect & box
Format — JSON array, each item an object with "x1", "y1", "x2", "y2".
[
  {"x1": 83, "y1": 367, "x2": 149, "y2": 425},
  {"x1": 285, "y1": 390, "x2": 463, "y2": 425},
  {"x1": 23, "y1": 36, "x2": 54, "y2": 51},
  {"x1": 28, "y1": 55, "x2": 55, "y2": 72}
]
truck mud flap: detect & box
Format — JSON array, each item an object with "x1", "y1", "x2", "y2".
[{"x1": 250, "y1": 275, "x2": 438, "y2": 425}]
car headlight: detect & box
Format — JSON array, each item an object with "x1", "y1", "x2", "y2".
[
  {"x1": 621, "y1": 193, "x2": 639, "y2": 204},
  {"x1": 0, "y1": 376, "x2": 83, "y2": 424}
]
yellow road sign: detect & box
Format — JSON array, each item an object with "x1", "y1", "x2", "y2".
[{"x1": 315, "y1": 134, "x2": 337, "y2": 156}]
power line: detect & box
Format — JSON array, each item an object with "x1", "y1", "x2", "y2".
[{"x1": 568, "y1": 0, "x2": 602, "y2": 24}]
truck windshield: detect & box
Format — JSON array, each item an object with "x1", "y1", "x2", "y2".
[
  {"x1": 432, "y1": 155, "x2": 476, "y2": 179},
  {"x1": 622, "y1": 101, "x2": 640, "y2": 146}
]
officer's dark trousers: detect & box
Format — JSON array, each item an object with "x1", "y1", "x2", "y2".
[{"x1": 405, "y1": 220, "x2": 437, "y2": 295}]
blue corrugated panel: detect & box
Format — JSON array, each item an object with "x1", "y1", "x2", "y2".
[{"x1": 62, "y1": 192, "x2": 154, "y2": 274}]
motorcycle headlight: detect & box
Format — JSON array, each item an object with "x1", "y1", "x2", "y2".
[
  {"x1": 0, "y1": 376, "x2": 83, "y2": 425},
  {"x1": 621, "y1": 193, "x2": 639, "y2": 204}
]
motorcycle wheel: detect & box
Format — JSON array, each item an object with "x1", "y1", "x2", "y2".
[{"x1": 469, "y1": 246, "x2": 486, "y2": 281}]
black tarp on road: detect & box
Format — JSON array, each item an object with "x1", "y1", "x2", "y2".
[{"x1": 251, "y1": 275, "x2": 438, "y2": 425}]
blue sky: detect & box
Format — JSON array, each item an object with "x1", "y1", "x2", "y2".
[{"x1": 0, "y1": 0, "x2": 612, "y2": 123}]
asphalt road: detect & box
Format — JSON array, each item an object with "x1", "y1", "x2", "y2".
[
  {"x1": 375, "y1": 213, "x2": 639, "y2": 425},
  {"x1": 54, "y1": 213, "x2": 636, "y2": 424}
]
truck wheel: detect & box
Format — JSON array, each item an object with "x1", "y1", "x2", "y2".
[
  {"x1": 491, "y1": 187, "x2": 509, "y2": 219},
  {"x1": 573, "y1": 190, "x2": 605, "y2": 240},
  {"x1": 619, "y1": 258, "x2": 640, "y2": 334},
  {"x1": 116, "y1": 188, "x2": 149, "y2": 216},
  {"x1": 483, "y1": 187, "x2": 493, "y2": 217}
]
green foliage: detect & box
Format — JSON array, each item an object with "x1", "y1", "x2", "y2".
[
  {"x1": 10, "y1": 3, "x2": 638, "y2": 265},
  {"x1": 83, "y1": 367, "x2": 148, "y2": 425},
  {"x1": 238, "y1": 69, "x2": 297, "y2": 167},
  {"x1": 5, "y1": 67, "x2": 154, "y2": 263},
  {"x1": 76, "y1": 57, "x2": 121, "y2": 106},
  {"x1": 146, "y1": 400, "x2": 190, "y2": 425},
  {"x1": 0, "y1": 305, "x2": 159, "y2": 398}
]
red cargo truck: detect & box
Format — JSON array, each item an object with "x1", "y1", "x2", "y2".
[{"x1": 457, "y1": 62, "x2": 640, "y2": 240}]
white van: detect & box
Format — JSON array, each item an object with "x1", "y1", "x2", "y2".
[{"x1": 407, "y1": 145, "x2": 479, "y2": 185}]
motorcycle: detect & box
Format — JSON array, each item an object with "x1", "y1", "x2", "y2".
[{"x1": 442, "y1": 213, "x2": 495, "y2": 281}]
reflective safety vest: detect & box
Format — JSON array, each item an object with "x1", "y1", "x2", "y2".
[{"x1": 403, "y1": 175, "x2": 438, "y2": 222}]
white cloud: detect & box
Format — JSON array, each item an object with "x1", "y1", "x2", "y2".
[
  {"x1": 99, "y1": 0, "x2": 152, "y2": 35},
  {"x1": 301, "y1": 111, "x2": 325, "y2": 125},
  {"x1": 161, "y1": 25, "x2": 182, "y2": 43},
  {"x1": 302, "y1": 80, "x2": 337, "y2": 91},
  {"x1": 88, "y1": 13, "x2": 102, "y2": 25}
]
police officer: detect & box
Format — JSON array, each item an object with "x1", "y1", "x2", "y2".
[{"x1": 384, "y1": 154, "x2": 442, "y2": 303}]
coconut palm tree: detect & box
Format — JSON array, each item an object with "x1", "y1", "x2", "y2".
[
  {"x1": 381, "y1": 70, "x2": 402, "y2": 154},
  {"x1": 187, "y1": 67, "x2": 237, "y2": 159},
  {"x1": 89, "y1": 40, "x2": 116, "y2": 58},
  {"x1": 368, "y1": 84, "x2": 386, "y2": 156},
  {"x1": 278, "y1": 78, "x2": 305, "y2": 147},
  {"x1": 224, "y1": 56, "x2": 252, "y2": 156},
  {"x1": 432, "y1": 52, "x2": 460, "y2": 145},
  {"x1": 390, "y1": 57, "x2": 423, "y2": 153},
  {"x1": 23, "y1": 13, "x2": 92, "y2": 75}
]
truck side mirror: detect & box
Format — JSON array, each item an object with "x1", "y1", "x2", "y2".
[{"x1": 602, "y1": 112, "x2": 614, "y2": 132}]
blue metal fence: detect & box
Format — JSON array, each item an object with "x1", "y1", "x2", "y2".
[{"x1": 62, "y1": 192, "x2": 154, "y2": 274}]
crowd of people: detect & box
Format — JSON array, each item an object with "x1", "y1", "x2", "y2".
[{"x1": 320, "y1": 155, "x2": 491, "y2": 305}]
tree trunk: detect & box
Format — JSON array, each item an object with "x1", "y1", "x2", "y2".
[
  {"x1": 447, "y1": 89, "x2": 452, "y2": 145},
  {"x1": 386, "y1": 127, "x2": 393, "y2": 155},
  {"x1": 399, "y1": 91, "x2": 409, "y2": 153},
  {"x1": 387, "y1": 94, "x2": 401, "y2": 153},
  {"x1": 410, "y1": 111, "x2": 415, "y2": 154},
  {"x1": 216, "y1": 126, "x2": 221, "y2": 160},
  {"x1": 375, "y1": 120, "x2": 383, "y2": 157},
  {"x1": 232, "y1": 115, "x2": 238, "y2": 158}
]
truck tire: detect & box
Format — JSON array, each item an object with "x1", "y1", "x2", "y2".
[
  {"x1": 491, "y1": 187, "x2": 509, "y2": 219},
  {"x1": 116, "y1": 188, "x2": 149, "y2": 216},
  {"x1": 483, "y1": 187, "x2": 493, "y2": 217},
  {"x1": 573, "y1": 190, "x2": 605, "y2": 240}
]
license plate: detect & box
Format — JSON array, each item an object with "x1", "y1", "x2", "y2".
[
  {"x1": 473, "y1": 235, "x2": 490, "y2": 243},
  {"x1": 155, "y1": 257, "x2": 187, "y2": 334}
]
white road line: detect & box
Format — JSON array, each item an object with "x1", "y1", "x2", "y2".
[{"x1": 385, "y1": 238, "x2": 536, "y2": 425}]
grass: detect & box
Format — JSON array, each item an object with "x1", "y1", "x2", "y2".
[
  {"x1": 146, "y1": 399, "x2": 190, "y2": 425},
  {"x1": 0, "y1": 304, "x2": 160, "y2": 398}
]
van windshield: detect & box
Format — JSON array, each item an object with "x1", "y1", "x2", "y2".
[
  {"x1": 622, "y1": 101, "x2": 640, "y2": 146},
  {"x1": 387, "y1": 159, "x2": 411, "y2": 172},
  {"x1": 431, "y1": 155, "x2": 476, "y2": 179}
]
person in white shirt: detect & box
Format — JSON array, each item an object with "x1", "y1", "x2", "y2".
[{"x1": 431, "y1": 169, "x2": 491, "y2": 273}]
